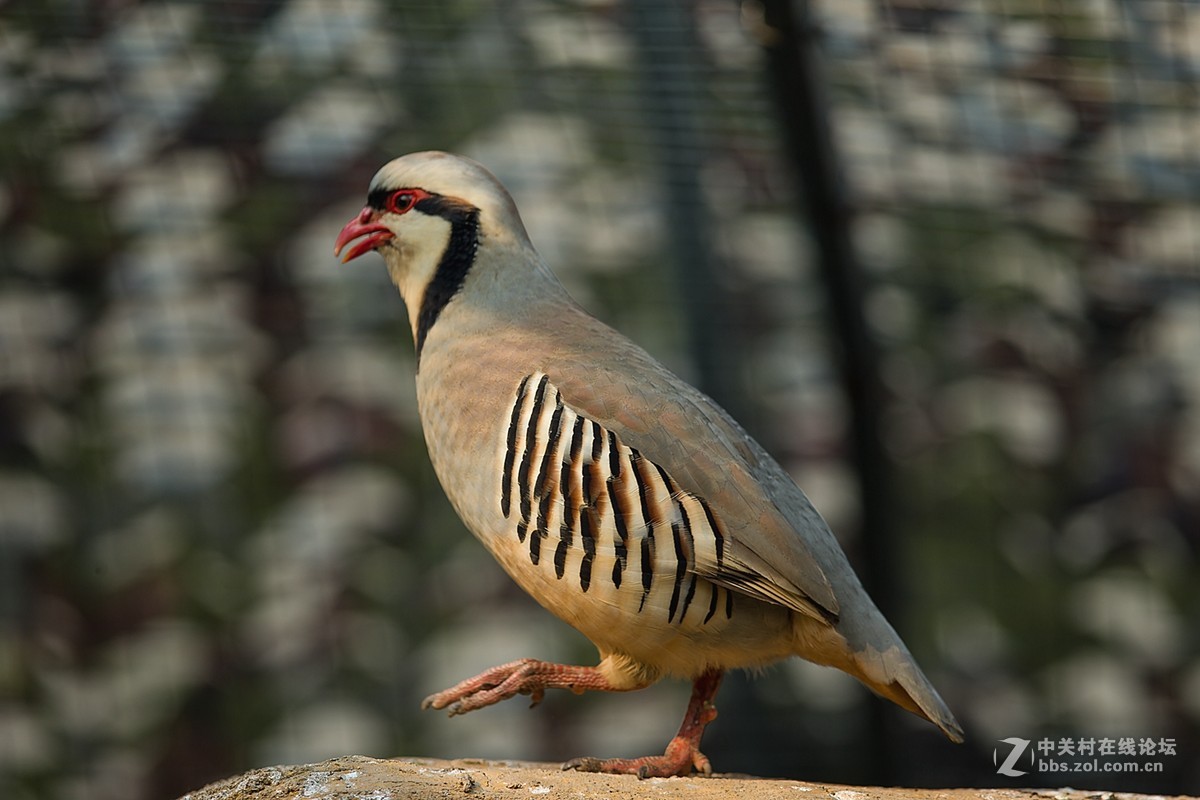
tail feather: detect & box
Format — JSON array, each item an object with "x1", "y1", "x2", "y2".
[
  {"x1": 795, "y1": 605, "x2": 964, "y2": 743},
  {"x1": 863, "y1": 649, "x2": 964, "y2": 743}
]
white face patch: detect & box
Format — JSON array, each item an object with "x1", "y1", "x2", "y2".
[{"x1": 382, "y1": 211, "x2": 454, "y2": 316}]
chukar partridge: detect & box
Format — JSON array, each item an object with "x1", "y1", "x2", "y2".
[{"x1": 334, "y1": 151, "x2": 963, "y2": 778}]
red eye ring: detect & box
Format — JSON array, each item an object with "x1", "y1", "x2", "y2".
[{"x1": 385, "y1": 188, "x2": 427, "y2": 215}]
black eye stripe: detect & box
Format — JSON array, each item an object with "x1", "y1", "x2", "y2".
[
  {"x1": 366, "y1": 187, "x2": 476, "y2": 222},
  {"x1": 366, "y1": 187, "x2": 394, "y2": 210},
  {"x1": 414, "y1": 194, "x2": 476, "y2": 219},
  {"x1": 367, "y1": 187, "x2": 420, "y2": 212}
]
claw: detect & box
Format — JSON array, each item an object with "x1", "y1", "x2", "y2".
[
  {"x1": 558, "y1": 669, "x2": 724, "y2": 779},
  {"x1": 563, "y1": 740, "x2": 714, "y2": 779},
  {"x1": 419, "y1": 659, "x2": 619, "y2": 718},
  {"x1": 424, "y1": 661, "x2": 721, "y2": 778}
]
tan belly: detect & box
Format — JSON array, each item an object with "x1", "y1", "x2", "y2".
[{"x1": 484, "y1": 525, "x2": 797, "y2": 678}]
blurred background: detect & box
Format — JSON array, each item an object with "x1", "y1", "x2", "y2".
[{"x1": 1, "y1": 0, "x2": 1198, "y2": 797}]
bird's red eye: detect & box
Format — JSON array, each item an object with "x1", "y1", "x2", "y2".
[{"x1": 386, "y1": 190, "x2": 418, "y2": 214}]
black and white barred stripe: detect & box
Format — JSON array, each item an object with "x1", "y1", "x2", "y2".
[{"x1": 500, "y1": 372, "x2": 732, "y2": 625}]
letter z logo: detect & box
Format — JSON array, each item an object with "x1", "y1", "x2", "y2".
[{"x1": 994, "y1": 737, "x2": 1034, "y2": 777}]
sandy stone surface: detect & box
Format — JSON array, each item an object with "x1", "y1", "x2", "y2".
[{"x1": 177, "y1": 755, "x2": 1195, "y2": 800}]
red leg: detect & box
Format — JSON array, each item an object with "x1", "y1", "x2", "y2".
[
  {"x1": 565, "y1": 669, "x2": 724, "y2": 778},
  {"x1": 421, "y1": 658, "x2": 628, "y2": 717}
]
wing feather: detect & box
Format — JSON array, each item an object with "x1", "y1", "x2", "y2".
[{"x1": 542, "y1": 356, "x2": 842, "y2": 624}]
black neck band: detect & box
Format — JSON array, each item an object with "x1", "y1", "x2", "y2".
[{"x1": 414, "y1": 196, "x2": 480, "y2": 361}]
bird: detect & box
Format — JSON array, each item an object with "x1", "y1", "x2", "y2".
[{"x1": 334, "y1": 151, "x2": 963, "y2": 778}]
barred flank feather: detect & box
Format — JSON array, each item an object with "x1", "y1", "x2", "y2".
[{"x1": 500, "y1": 373, "x2": 732, "y2": 625}]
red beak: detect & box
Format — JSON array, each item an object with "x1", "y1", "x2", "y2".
[{"x1": 334, "y1": 207, "x2": 395, "y2": 263}]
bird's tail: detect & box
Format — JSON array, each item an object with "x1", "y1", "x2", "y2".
[
  {"x1": 794, "y1": 605, "x2": 964, "y2": 743},
  {"x1": 859, "y1": 647, "x2": 964, "y2": 743}
]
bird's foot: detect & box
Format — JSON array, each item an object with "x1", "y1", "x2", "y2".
[
  {"x1": 421, "y1": 658, "x2": 616, "y2": 717},
  {"x1": 564, "y1": 734, "x2": 713, "y2": 778},
  {"x1": 564, "y1": 668, "x2": 723, "y2": 779}
]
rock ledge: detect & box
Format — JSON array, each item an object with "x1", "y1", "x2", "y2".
[{"x1": 177, "y1": 755, "x2": 1192, "y2": 800}]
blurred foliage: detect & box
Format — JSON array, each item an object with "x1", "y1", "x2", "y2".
[{"x1": 0, "y1": 1, "x2": 1198, "y2": 799}]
